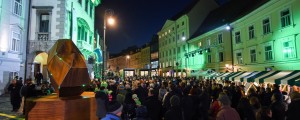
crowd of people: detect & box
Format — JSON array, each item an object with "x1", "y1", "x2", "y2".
[
  {"x1": 92, "y1": 76, "x2": 300, "y2": 120},
  {"x1": 7, "y1": 77, "x2": 54, "y2": 114},
  {"x1": 6, "y1": 75, "x2": 300, "y2": 120}
]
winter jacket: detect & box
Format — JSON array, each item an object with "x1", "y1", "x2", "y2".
[{"x1": 216, "y1": 106, "x2": 240, "y2": 120}]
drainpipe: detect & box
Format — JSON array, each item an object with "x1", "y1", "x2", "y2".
[{"x1": 24, "y1": 0, "x2": 32, "y2": 81}]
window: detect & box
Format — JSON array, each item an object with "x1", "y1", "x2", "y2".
[
  {"x1": 265, "y1": 45, "x2": 273, "y2": 60},
  {"x1": 85, "y1": 0, "x2": 89, "y2": 13},
  {"x1": 263, "y1": 18, "x2": 270, "y2": 34},
  {"x1": 218, "y1": 34, "x2": 223, "y2": 43},
  {"x1": 90, "y1": 2, "x2": 93, "y2": 18},
  {"x1": 283, "y1": 41, "x2": 295, "y2": 58},
  {"x1": 235, "y1": 31, "x2": 241, "y2": 44},
  {"x1": 207, "y1": 38, "x2": 211, "y2": 46},
  {"x1": 207, "y1": 54, "x2": 212, "y2": 63},
  {"x1": 39, "y1": 14, "x2": 50, "y2": 32},
  {"x1": 169, "y1": 50, "x2": 171, "y2": 56},
  {"x1": 173, "y1": 48, "x2": 176, "y2": 55},
  {"x1": 281, "y1": 9, "x2": 291, "y2": 27},
  {"x1": 169, "y1": 39, "x2": 171, "y2": 44},
  {"x1": 173, "y1": 37, "x2": 175, "y2": 42},
  {"x1": 248, "y1": 25, "x2": 255, "y2": 39},
  {"x1": 78, "y1": 0, "x2": 82, "y2": 5},
  {"x1": 182, "y1": 32, "x2": 185, "y2": 37},
  {"x1": 177, "y1": 47, "x2": 180, "y2": 53},
  {"x1": 13, "y1": 0, "x2": 22, "y2": 16},
  {"x1": 182, "y1": 22, "x2": 184, "y2": 26},
  {"x1": 219, "y1": 52, "x2": 224, "y2": 62},
  {"x1": 250, "y1": 49, "x2": 256, "y2": 63},
  {"x1": 236, "y1": 52, "x2": 243, "y2": 64},
  {"x1": 11, "y1": 32, "x2": 21, "y2": 52}
]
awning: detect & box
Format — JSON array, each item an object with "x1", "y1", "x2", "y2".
[
  {"x1": 225, "y1": 71, "x2": 245, "y2": 81},
  {"x1": 210, "y1": 72, "x2": 226, "y2": 79},
  {"x1": 246, "y1": 71, "x2": 269, "y2": 82},
  {"x1": 259, "y1": 71, "x2": 292, "y2": 84},
  {"x1": 232, "y1": 72, "x2": 255, "y2": 82},
  {"x1": 295, "y1": 79, "x2": 300, "y2": 86},
  {"x1": 239, "y1": 71, "x2": 259, "y2": 82},
  {"x1": 94, "y1": 48, "x2": 102, "y2": 63},
  {"x1": 224, "y1": 72, "x2": 243, "y2": 81},
  {"x1": 203, "y1": 72, "x2": 217, "y2": 79},
  {"x1": 254, "y1": 71, "x2": 279, "y2": 83},
  {"x1": 275, "y1": 70, "x2": 300, "y2": 86},
  {"x1": 216, "y1": 72, "x2": 232, "y2": 80}
]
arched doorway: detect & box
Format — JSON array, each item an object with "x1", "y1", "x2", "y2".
[{"x1": 33, "y1": 52, "x2": 48, "y2": 82}]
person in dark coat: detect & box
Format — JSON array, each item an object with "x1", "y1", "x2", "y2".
[
  {"x1": 8, "y1": 79, "x2": 22, "y2": 112},
  {"x1": 286, "y1": 92, "x2": 300, "y2": 120},
  {"x1": 236, "y1": 97, "x2": 255, "y2": 120},
  {"x1": 144, "y1": 88, "x2": 162, "y2": 120},
  {"x1": 95, "y1": 86, "x2": 109, "y2": 119},
  {"x1": 35, "y1": 71, "x2": 43, "y2": 85},
  {"x1": 133, "y1": 82, "x2": 148, "y2": 104},
  {"x1": 162, "y1": 83, "x2": 177, "y2": 111},
  {"x1": 181, "y1": 87, "x2": 199, "y2": 120},
  {"x1": 270, "y1": 93, "x2": 285, "y2": 120},
  {"x1": 164, "y1": 95, "x2": 183, "y2": 120}
]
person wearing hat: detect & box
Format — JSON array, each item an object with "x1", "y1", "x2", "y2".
[
  {"x1": 216, "y1": 92, "x2": 240, "y2": 120},
  {"x1": 101, "y1": 101, "x2": 123, "y2": 120}
]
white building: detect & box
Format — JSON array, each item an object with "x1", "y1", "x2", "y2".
[
  {"x1": 0, "y1": 0, "x2": 30, "y2": 94},
  {"x1": 26, "y1": 0, "x2": 101, "y2": 82}
]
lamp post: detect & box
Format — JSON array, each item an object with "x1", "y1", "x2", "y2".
[
  {"x1": 102, "y1": 9, "x2": 115, "y2": 80},
  {"x1": 226, "y1": 25, "x2": 234, "y2": 72}
]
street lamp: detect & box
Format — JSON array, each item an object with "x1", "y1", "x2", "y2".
[
  {"x1": 102, "y1": 9, "x2": 115, "y2": 80},
  {"x1": 226, "y1": 24, "x2": 234, "y2": 72},
  {"x1": 126, "y1": 55, "x2": 130, "y2": 68}
]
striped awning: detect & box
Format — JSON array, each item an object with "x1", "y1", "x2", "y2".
[
  {"x1": 245, "y1": 71, "x2": 269, "y2": 82},
  {"x1": 216, "y1": 72, "x2": 232, "y2": 80},
  {"x1": 204, "y1": 72, "x2": 218, "y2": 79},
  {"x1": 275, "y1": 70, "x2": 300, "y2": 86},
  {"x1": 232, "y1": 72, "x2": 255, "y2": 82},
  {"x1": 223, "y1": 72, "x2": 242, "y2": 80},
  {"x1": 295, "y1": 80, "x2": 300, "y2": 86},
  {"x1": 211, "y1": 72, "x2": 226, "y2": 79},
  {"x1": 225, "y1": 71, "x2": 245, "y2": 81},
  {"x1": 255, "y1": 71, "x2": 279, "y2": 83},
  {"x1": 259, "y1": 71, "x2": 292, "y2": 84},
  {"x1": 240, "y1": 71, "x2": 260, "y2": 82}
]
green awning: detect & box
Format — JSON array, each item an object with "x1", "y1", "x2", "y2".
[
  {"x1": 226, "y1": 71, "x2": 246, "y2": 81},
  {"x1": 275, "y1": 70, "x2": 300, "y2": 85},
  {"x1": 244, "y1": 71, "x2": 268, "y2": 82},
  {"x1": 257, "y1": 71, "x2": 281, "y2": 83},
  {"x1": 224, "y1": 72, "x2": 242, "y2": 81},
  {"x1": 232, "y1": 72, "x2": 256, "y2": 82},
  {"x1": 216, "y1": 72, "x2": 232, "y2": 80}
]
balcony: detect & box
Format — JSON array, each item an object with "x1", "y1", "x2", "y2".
[
  {"x1": 29, "y1": 40, "x2": 56, "y2": 53},
  {"x1": 37, "y1": 32, "x2": 50, "y2": 41},
  {"x1": 77, "y1": 40, "x2": 93, "y2": 52}
]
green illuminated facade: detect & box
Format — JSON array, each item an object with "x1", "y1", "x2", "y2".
[
  {"x1": 26, "y1": 0, "x2": 101, "y2": 80},
  {"x1": 230, "y1": 0, "x2": 300, "y2": 71},
  {"x1": 159, "y1": 0, "x2": 300, "y2": 77}
]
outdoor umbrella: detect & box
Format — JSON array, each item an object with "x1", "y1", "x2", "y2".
[{"x1": 47, "y1": 39, "x2": 90, "y2": 97}]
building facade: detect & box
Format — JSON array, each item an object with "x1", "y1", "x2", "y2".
[
  {"x1": 0, "y1": 0, "x2": 30, "y2": 94},
  {"x1": 158, "y1": 0, "x2": 219, "y2": 77},
  {"x1": 26, "y1": 0, "x2": 101, "y2": 81},
  {"x1": 231, "y1": 0, "x2": 300, "y2": 71}
]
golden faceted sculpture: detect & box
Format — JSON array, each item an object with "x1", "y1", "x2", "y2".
[{"x1": 47, "y1": 39, "x2": 90, "y2": 97}]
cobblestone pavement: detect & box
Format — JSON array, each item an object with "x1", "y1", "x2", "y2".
[{"x1": 0, "y1": 94, "x2": 25, "y2": 120}]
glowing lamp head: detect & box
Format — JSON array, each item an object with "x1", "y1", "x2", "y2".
[
  {"x1": 182, "y1": 36, "x2": 186, "y2": 41},
  {"x1": 226, "y1": 26, "x2": 231, "y2": 30},
  {"x1": 225, "y1": 64, "x2": 229, "y2": 68},
  {"x1": 107, "y1": 17, "x2": 115, "y2": 26},
  {"x1": 126, "y1": 55, "x2": 130, "y2": 59}
]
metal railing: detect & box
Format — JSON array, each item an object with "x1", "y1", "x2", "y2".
[{"x1": 37, "y1": 32, "x2": 49, "y2": 41}]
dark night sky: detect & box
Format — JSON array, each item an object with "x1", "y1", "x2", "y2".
[{"x1": 95, "y1": 0, "x2": 194, "y2": 54}]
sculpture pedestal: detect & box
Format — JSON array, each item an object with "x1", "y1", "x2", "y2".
[{"x1": 25, "y1": 92, "x2": 98, "y2": 120}]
